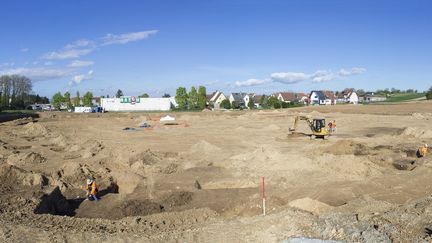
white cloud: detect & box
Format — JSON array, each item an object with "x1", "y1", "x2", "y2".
[
  {"x1": 68, "y1": 60, "x2": 94, "y2": 68},
  {"x1": 235, "y1": 78, "x2": 270, "y2": 87},
  {"x1": 234, "y1": 67, "x2": 367, "y2": 87},
  {"x1": 0, "y1": 67, "x2": 73, "y2": 81},
  {"x1": 42, "y1": 30, "x2": 158, "y2": 60},
  {"x1": 20, "y1": 48, "x2": 29, "y2": 52},
  {"x1": 42, "y1": 48, "x2": 94, "y2": 60},
  {"x1": 0, "y1": 62, "x2": 15, "y2": 68},
  {"x1": 65, "y1": 39, "x2": 94, "y2": 49},
  {"x1": 270, "y1": 72, "x2": 310, "y2": 84},
  {"x1": 69, "y1": 69, "x2": 94, "y2": 86},
  {"x1": 338, "y1": 67, "x2": 367, "y2": 76},
  {"x1": 101, "y1": 30, "x2": 158, "y2": 45},
  {"x1": 311, "y1": 70, "x2": 336, "y2": 83}
]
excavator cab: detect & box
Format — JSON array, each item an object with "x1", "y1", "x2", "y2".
[{"x1": 312, "y1": 119, "x2": 326, "y2": 133}]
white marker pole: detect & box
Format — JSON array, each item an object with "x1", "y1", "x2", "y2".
[{"x1": 262, "y1": 176, "x2": 266, "y2": 216}]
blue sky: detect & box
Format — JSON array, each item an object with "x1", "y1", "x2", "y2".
[{"x1": 0, "y1": 0, "x2": 431, "y2": 97}]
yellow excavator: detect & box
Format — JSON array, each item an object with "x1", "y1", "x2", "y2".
[{"x1": 289, "y1": 116, "x2": 329, "y2": 139}]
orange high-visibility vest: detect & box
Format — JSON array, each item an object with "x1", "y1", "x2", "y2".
[{"x1": 86, "y1": 181, "x2": 98, "y2": 195}]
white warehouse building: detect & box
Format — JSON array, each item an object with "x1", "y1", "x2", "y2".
[{"x1": 101, "y1": 96, "x2": 172, "y2": 111}]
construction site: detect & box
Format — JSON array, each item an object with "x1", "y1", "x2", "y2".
[{"x1": 0, "y1": 102, "x2": 431, "y2": 242}]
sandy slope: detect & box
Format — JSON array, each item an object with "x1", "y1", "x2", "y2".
[{"x1": 0, "y1": 102, "x2": 432, "y2": 242}]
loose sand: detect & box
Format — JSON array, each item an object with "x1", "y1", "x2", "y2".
[{"x1": 0, "y1": 101, "x2": 432, "y2": 242}]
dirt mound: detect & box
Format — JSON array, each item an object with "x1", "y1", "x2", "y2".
[
  {"x1": 399, "y1": 127, "x2": 432, "y2": 138},
  {"x1": 314, "y1": 154, "x2": 382, "y2": 180},
  {"x1": 129, "y1": 149, "x2": 161, "y2": 166},
  {"x1": 80, "y1": 140, "x2": 104, "y2": 158},
  {"x1": 161, "y1": 191, "x2": 193, "y2": 208},
  {"x1": 115, "y1": 199, "x2": 163, "y2": 219},
  {"x1": 412, "y1": 113, "x2": 432, "y2": 120},
  {"x1": 322, "y1": 140, "x2": 370, "y2": 156},
  {"x1": 50, "y1": 133, "x2": 69, "y2": 147},
  {"x1": 19, "y1": 122, "x2": 49, "y2": 137},
  {"x1": 263, "y1": 124, "x2": 281, "y2": 131},
  {"x1": 0, "y1": 164, "x2": 48, "y2": 187},
  {"x1": 289, "y1": 197, "x2": 333, "y2": 214},
  {"x1": 189, "y1": 140, "x2": 222, "y2": 154},
  {"x1": 7, "y1": 152, "x2": 47, "y2": 166}
]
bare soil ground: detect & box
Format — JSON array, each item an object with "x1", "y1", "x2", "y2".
[{"x1": 1, "y1": 101, "x2": 432, "y2": 242}]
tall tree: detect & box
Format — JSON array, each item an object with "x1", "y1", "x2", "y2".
[
  {"x1": 197, "y1": 86, "x2": 206, "y2": 109},
  {"x1": 83, "y1": 91, "x2": 94, "y2": 106},
  {"x1": 188, "y1": 86, "x2": 198, "y2": 109},
  {"x1": 247, "y1": 96, "x2": 255, "y2": 109},
  {"x1": 116, "y1": 89, "x2": 123, "y2": 98},
  {"x1": 426, "y1": 86, "x2": 432, "y2": 100},
  {"x1": 175, "y1": 87, "x2": 188, "y2": 110},
  {"x1": 74, "y1": 91, "x2": 80, "y2": 107},
  {"x1": 64, "y1": 92, "x2": 72, "y2": 109},
  {"x1": 52, "y1": 92, "x2": 64, "y2": 110}
]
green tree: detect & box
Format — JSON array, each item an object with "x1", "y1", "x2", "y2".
[
  {"x1": 74, "y1": 91, "x2": 80, "y2": 107},
  {"x1": 220, "y1": 99, "x2": 231, "y2": 109},
  {"x1": 140, "y1": 93, "x2": 149, "y2": 98},
  {"x1": 83, "y1": 91, "x2": 93, "y2": 107},
  {"x1": 231, "y1": 101, "x2": 240, "y2": 109},
  {"x1": 247, "y1": 96, "x2": 255, "y2": 109},
  {"x1": 197, "y1": 86, "x2": 206, "y2": 109},
  {"x1": 64, "y1": 92, "x2": 72, "y2": 109},
  {"x1": 175, "y1": 87, "x2": 188, "y2": 110},
  {"x1": 116, "y1": 89, "x2": 123, "y2": 98},
  {"x1": 426, "y1": 87, "x2": 432, "y2": 100},
  {"x1": 188, "y1": 86, "x2": 198, "y2": 109},
  {"x1": 267, "y1": 96, "x2": 281, "y2": 109},
  {"x1": 162, "y1": 93, "x2": 171, "y2": 98},
  {"x1": 259, "y1": 95, "x2": 268, "y2": 108},
  {"x1": 52, "y1": 92, "x2": 64, "y2": 110}
]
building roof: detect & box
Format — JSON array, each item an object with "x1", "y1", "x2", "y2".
[
  {"x1": 253, "y1": 95, "x2": 262, "y2": 103},
  {"x1": 310, "y1": 91, "x2": 326, "y2": 100},
  {"x1": 278, "y1": 92, "x2": 296, "y2": 101},
  {"x1": 323, "y1": 91, "x2": 336, "y2": 100},
  {"x1": 230, "y1": 92, "x2": 247, "y2": 102}
]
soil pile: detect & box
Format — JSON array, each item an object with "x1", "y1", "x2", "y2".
[
  {"x1": 288, "y1": 197, "x2": 333, "y2": 214},
  {"x1": 400, "y1": 127, "x2": 432, "y2": 138}
]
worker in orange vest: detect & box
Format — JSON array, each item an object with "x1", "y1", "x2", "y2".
[
  {"x1": 85, "y1": 178, "x2": 99, "y2": 201},
  {"x1": 417, "y1": 144, "x2": 428, "y2": 158}
]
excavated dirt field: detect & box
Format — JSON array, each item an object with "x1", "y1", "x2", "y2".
[{"x1": 1, "y1": 101, "x2": 432, "y2": 242}]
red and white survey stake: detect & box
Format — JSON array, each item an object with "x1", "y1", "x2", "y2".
[{"x1": 262, "y1": 176, "x2": 266, "y2": 216}]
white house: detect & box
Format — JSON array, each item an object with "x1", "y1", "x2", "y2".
[
  {"x1": 309, "y1": 91, "x2": 337, "y2": 105},
  {"x1": 229, "y1": 93, "x2": 247, "y2": 107},
  {"x1": 309, "y1": 91, "x2": 326, "y2": 105},
  {"x1": 208, "y1": 91, "x2": 227, "y2": 109},
  {"x1": 346, "y1": 91, "x2": 359, "y2": 104},
  {"x1": 339, "y1": 89, "x2": 359, "y2": 104}
]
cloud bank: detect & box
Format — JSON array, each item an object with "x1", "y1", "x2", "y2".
[{"x1": 234, "y1": 67, "x2": 367, "y2": 87}]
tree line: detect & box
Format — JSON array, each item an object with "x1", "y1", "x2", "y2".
[
  {"x1": 52, "y1": 91, "x2": 94, "y2": 110},
  {"x1": 175, "y1": 86, "x2": 206, "y2": 110},
  {"x1": 0, "y1": 75, "x2": 49, "y2": 109}
]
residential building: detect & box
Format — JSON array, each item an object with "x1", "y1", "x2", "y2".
[
  {"x1": 207, "y1": 91, "x2": 227, "y2": 109},
  {"x1": 309, "y1": 91, "x2": 337, "y2": 105},
  {"x1": 364, "y1": 93, "x2": 387, "y2": 102},
  {"x1": 229, "y1": 92, "x2": 248, "y2": 108}
]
